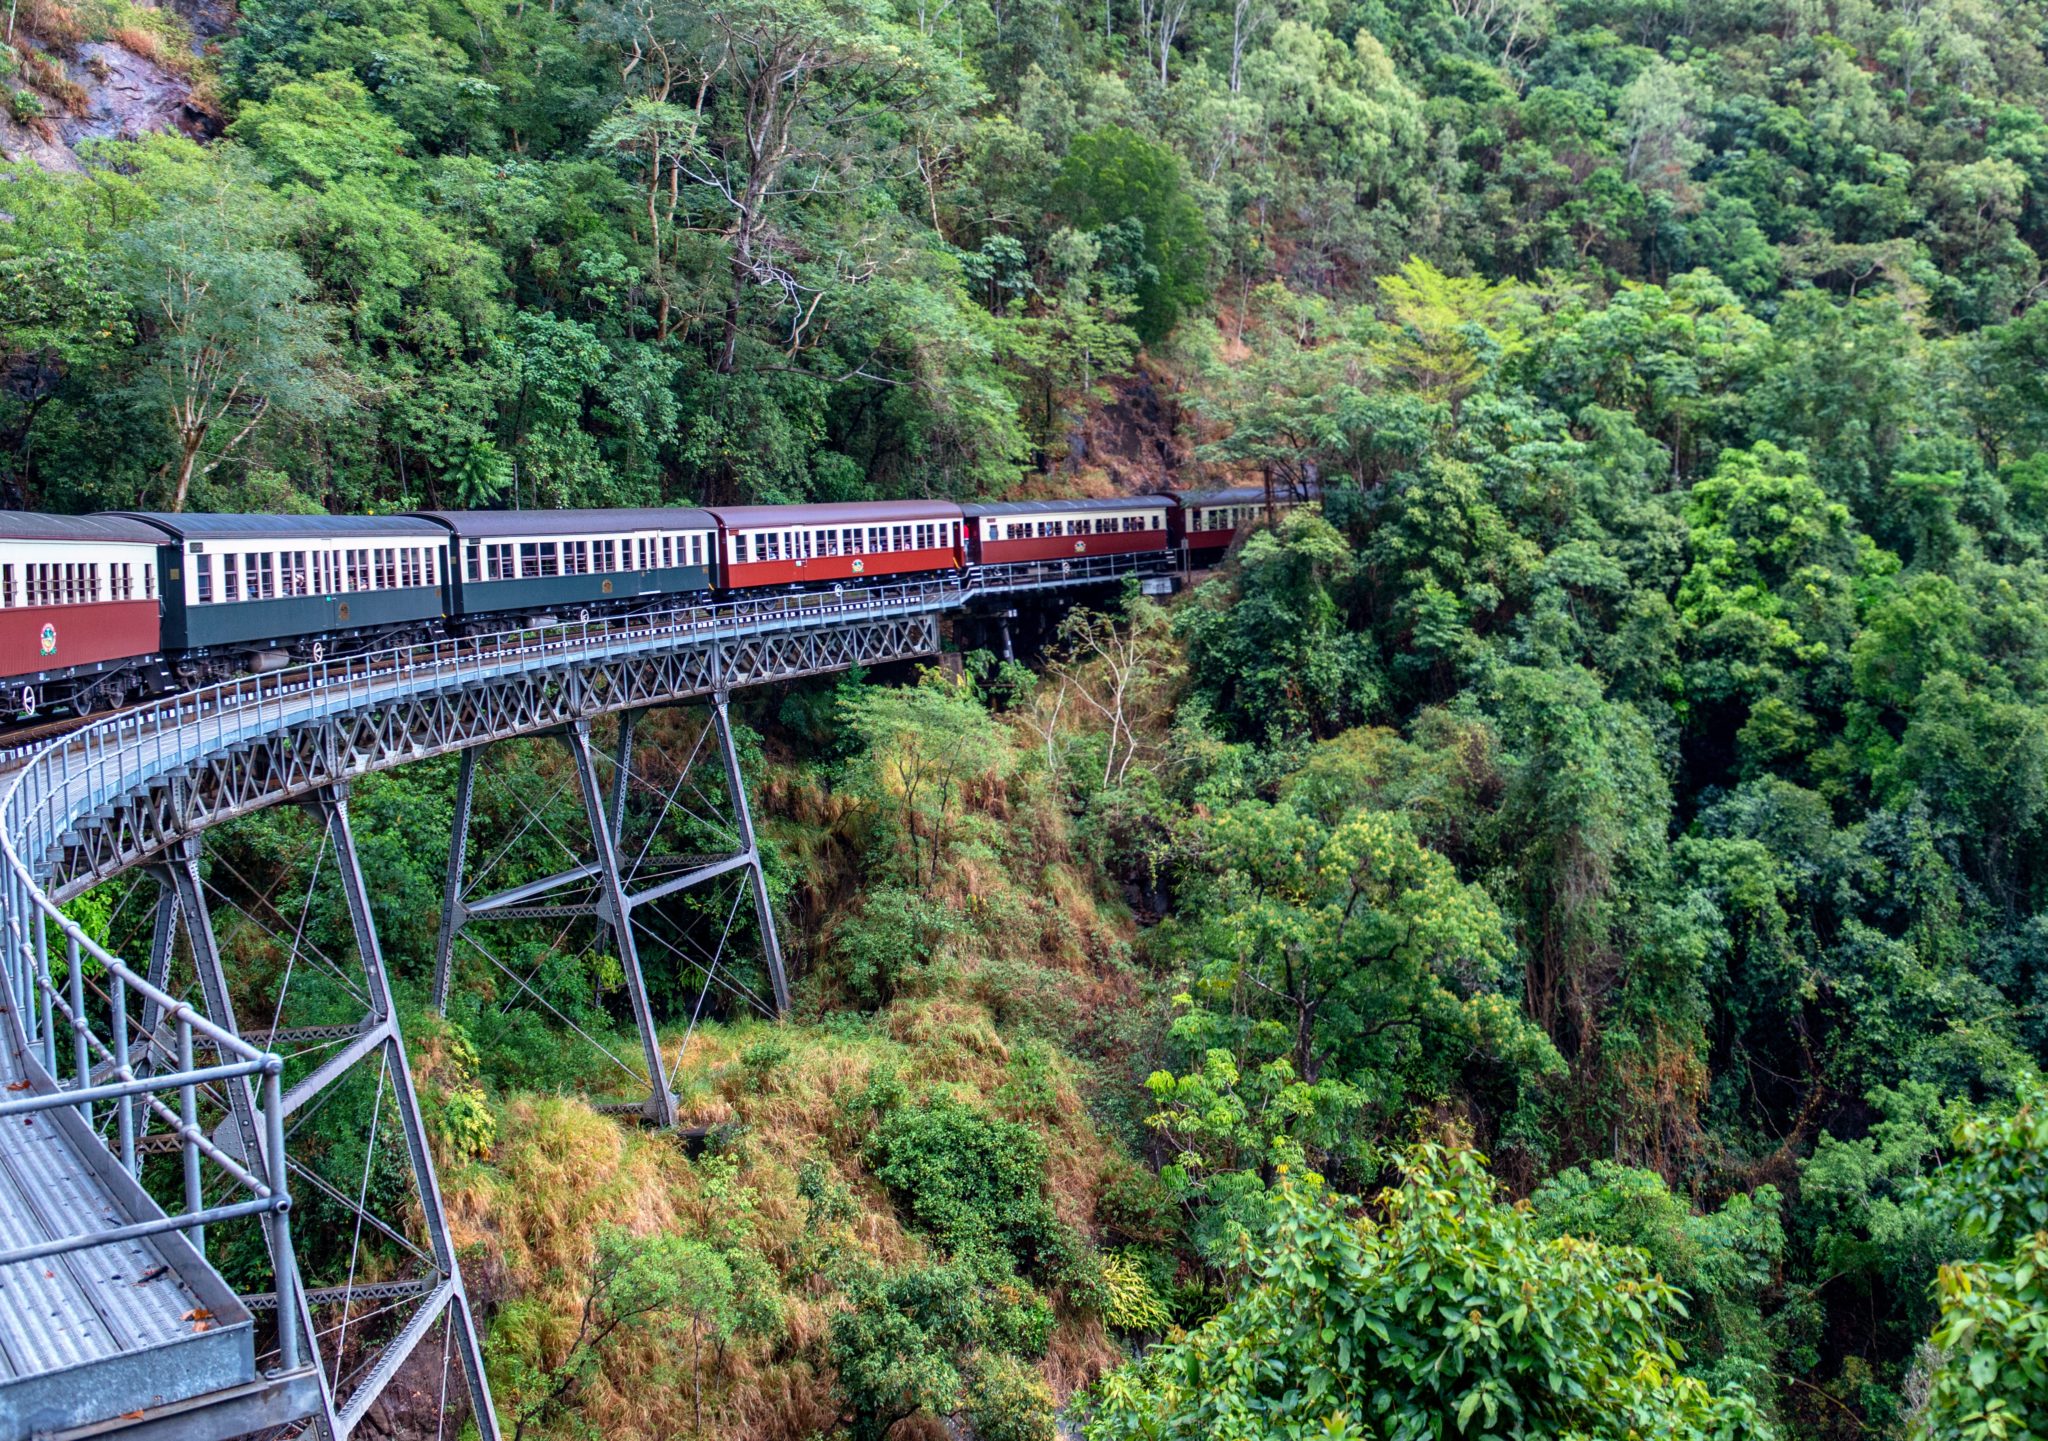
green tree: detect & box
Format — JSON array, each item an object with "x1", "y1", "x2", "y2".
[
  {"x1": 114, "y1": 159, "x2": 346, "y2": 511},
  {"x1": 1053, "y1": 126, "x2": 1212, "y2": 344},
  {"x1": 1177, "y1": 507, "x2": 1382, "y2": 741},
  {"x1": 1084, "y1": 1145, "x2": 1771, "y2": 1440},
  {"x1": 1916, "y1": 1086, "x2": 2048, "y2": 1440}
]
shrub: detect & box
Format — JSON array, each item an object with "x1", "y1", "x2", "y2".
[
  {"x1": 967, "y1": 1352, "x2": 1057, "y2": 1441},
  {"x1": 865, "y1": 1097, "x2": 1074, "y2": 1283},
  {"x1": 8, "y1": 87, "x2": 48, "y2": 124},
  {"x1": 830, "y1": 883, "x2": 962, "y2": 1006}
]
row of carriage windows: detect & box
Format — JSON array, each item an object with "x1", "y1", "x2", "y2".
[
  {"x1": 1194, "y1": 504, "x2": 1277, "y2": 532},
  {"x1": 193, "y1": 547, "x2": 441, "y2": 603},
  {"x1": 469, "y1": 533, "x2": 708, "y2": 582},
  {"x1": 4, "y1": 505, "x2": 1292, "y2": 612},
  {"x1": 739, "y1": 521, "x2": 960, "y2": 565},
  {"x1": 0, "y1": 561, "x2": 154, "y2": 607},
  {"x1": 990, "y1": 515, "x2": 1161, "y2": 541}
]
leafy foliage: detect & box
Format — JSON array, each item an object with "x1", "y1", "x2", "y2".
[{"x1": 1085, "y1": 1145, "x2": 1768, "y2": 1440}]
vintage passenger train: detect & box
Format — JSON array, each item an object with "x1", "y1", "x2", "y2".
[{"x1": 0, "y1": 487, "x2": 1297, "y2": 718}]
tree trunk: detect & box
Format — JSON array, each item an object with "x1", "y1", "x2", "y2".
[{"x1": 172, "y1": 434, "x2": 203, "y2": 513}]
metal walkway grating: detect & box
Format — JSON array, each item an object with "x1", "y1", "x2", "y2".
[{"x1": 0, "y1": 1012, "x2": 257, "y2": 1437}]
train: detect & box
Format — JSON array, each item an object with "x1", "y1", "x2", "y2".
[{"x1": 0, "y1": 486, "x2": 1300, "y2": 718}]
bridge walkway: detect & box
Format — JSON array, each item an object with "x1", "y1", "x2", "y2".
[{"x1": 0, "y1": 994, "x2": 259, "y2": 1438}]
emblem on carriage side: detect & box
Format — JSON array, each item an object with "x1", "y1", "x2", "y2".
[
  {"x1": 1074, "y1": 540, "x2": 1086, "y2": 553},
  {"x1": 852, "y1": 559, "x2": 865, "y2": 573},
  {"x1": 38, "y1": 624, "x2": 55, "y2": 657}
]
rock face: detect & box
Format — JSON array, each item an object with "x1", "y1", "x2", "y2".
[
  {"x1": 60, "y1": 41, "x2": 208, "y2": 147},
  {"x1": 2, "y1": 35, "x2": 214, "y2": 173}
]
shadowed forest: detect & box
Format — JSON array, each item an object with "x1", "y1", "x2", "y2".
[{"x1": 10, "y1": 0, "x2": 2048, "y2": 1435}]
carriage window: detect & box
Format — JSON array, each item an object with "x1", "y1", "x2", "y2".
[
  {"x1": 820, "y1": 529, "x2": 840, "y2": 557},
  {"x1": 144, "y1": 563, "x2": 154, "y2": 599},
  {"x1": 466, "y1": 543, "x2": 482, "y2": 582},
  {"x1": 1, "y1": 564, "x2": 13, "y2": 608},
  {"x1": 684, "y1": 534, "x2": 699, "y2": 566},
  {"x1": 600, "y1": 539, "x2": 618, "y2": 572},
  {"x1": 913, "y1": 523, "x2": 932, "y2": 549},
  {"x1": 768, "y1": 531, "x2": 786, "y2": 561},
  {"x1": 222, "y1": 555, "x2": 239, "y2": 602}
]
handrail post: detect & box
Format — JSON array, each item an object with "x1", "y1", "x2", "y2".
[
  {"x1": 36, "y1": 908, "x2": 53, "y2": 1073},
  {"x1": 111, "y1": 969, "x2": 134, "y2": 1173},
  {"x1": 67, "y1": 934, "x2": 90, "y2": 1127},
  {"x1": 262, "y1": 1059, "x2": 300, "y2": 1371},
  {"x1": 177, "y1": 1015, "x2": 203, "y2": 1255}
]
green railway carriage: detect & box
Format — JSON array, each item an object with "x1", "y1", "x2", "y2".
[
  {"x1": 111, "y1": 513, "x2": 448, "y2": 671},
  {"x1": 411, "y1": 509, "x2": 718, "y2": 624}
]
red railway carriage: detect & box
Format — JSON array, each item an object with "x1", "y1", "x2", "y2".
[
  {"x1": 1171, "y1": 486, "x2": 1303, "y2": 560},
  {"x1": 0, "y1": 515, "x2": 166, "y2": 715},
  {"x1": 707, "y1": 501, "x2": 965, "y2": 590},
  {"x1": 962, "y1": 497, "x2": 1172, "y2": 566}
]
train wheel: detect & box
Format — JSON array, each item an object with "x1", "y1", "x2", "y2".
[{"x1": 18, "y1": 686, "x2": 36, "y2": 717}]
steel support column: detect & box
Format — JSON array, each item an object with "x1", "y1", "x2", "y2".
[
  {"x1": 711, "y1": 692, "x2": 789, "y2": 1018},
  {"x1": 431, "y1": 747, "x2": 475, "y2": 1013},
  {"x1": 309, "y1": 784, "x2": 500, "y2": 1440},
  {"x1": 567, "y1": 718, "x2": 679, "y2": 1128}
]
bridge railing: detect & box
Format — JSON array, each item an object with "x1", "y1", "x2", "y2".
[{"x1": 0, "y1": 842, "x2": 304, "y2": 1369}]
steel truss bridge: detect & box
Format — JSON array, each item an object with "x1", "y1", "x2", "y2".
[{"x1": 0, "y1": 555, "x2": 1168, "y2": 1440}]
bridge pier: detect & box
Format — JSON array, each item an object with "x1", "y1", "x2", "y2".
[{"x1": 431, "y1": 693, "x2": 789, "y2": 1124}]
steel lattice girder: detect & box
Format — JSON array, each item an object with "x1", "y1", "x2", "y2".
[{"x1": 36, "y1": 612, "x2": 939, "y2": 902}]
